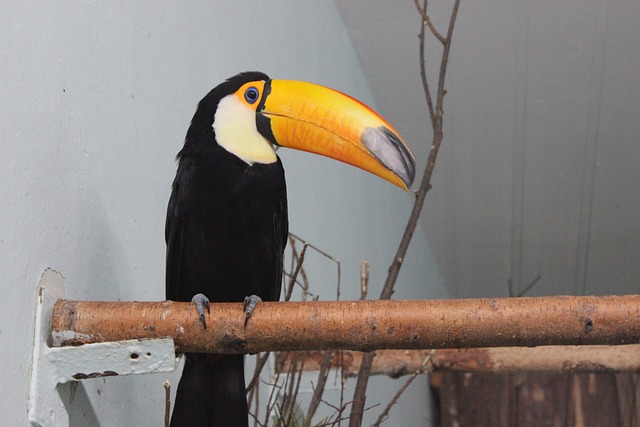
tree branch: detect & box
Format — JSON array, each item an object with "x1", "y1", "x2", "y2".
[
  {"x1": 349, "y1": 1, "x2": 461, "y2": 424},
  {"x1": 413, "y1": 0, "x2": 446, "y2": 45},
  {"x1": 284, "y1": 345, "x2": 640, "y2": 377}
]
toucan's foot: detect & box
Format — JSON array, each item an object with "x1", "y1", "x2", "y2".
[
  {"x1": 191, "y1": 293, "x2": 210, "y2": 329},
  {"x1": 243, "y1": 294, "x2": 262, "y2": 327}
]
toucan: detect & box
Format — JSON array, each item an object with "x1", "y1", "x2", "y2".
[{"x1": 165, "y1": 71, "x2": 415, "y2": 426}]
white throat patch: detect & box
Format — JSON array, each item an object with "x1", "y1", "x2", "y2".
[{"x1": 213, "y1": 94, "x2": 277, "y2": 165}]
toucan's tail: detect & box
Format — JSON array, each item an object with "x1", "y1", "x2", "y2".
[{"x1": 170, "y1": 353, "x2": 248, "y2": 427}]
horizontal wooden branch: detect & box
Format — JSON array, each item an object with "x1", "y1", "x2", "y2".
[
  {"x1": 428, "y1": 345, "x2": 640, "y2": 374},
  {"x1": 278, "y1": 345, "x2": 640, "y2": 378},
  {"x1": 50, "y1": 295, "x2": 640, "y2": 354}
]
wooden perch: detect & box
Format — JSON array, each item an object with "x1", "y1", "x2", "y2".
[
  {"x1": 51, "y1": 295, "x2": 640, "y2": 354},
  {"x1": 278, "y1": 345, "x2": 640, "y2": 377}
]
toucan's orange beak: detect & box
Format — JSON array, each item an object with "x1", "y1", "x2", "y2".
[{"x1": 257, "y1": 79, "x2": 415, "y2": 190}]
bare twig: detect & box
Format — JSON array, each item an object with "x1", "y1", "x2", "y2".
[
  {"x1": 349, "y1": 2, "x2": 461, "y2": 425},
  {"x1": 383, "y1": 0, "x2": 460, "y2": 314},
  {"x1": 247, "y1": 352, "x2": 271, "y2": 396},
  {"x1": 372, "y1": 354, "x2": 432, "y2": 426},
  {"x1": 348, "y1": 349, "x2": 375, "y2": 427},
  {"x1": 518, "y1": 274, "x2": 542, "y2": 297},
  {"x1": 418, "y1": 1, "x2": 437, "y2": 127},
  {"x1": 413, "y1": 0, "x2": 446, "y2": 45},
  {"x1": 306, "y1": 350, "x2": 335, "y2": 420},
  {"x1": 288, "y1": 233, "x2": 342, "y2": 301},
  {"x1": 338, "y1": 350, "x2": 346, "y2": 427},
  {"x1": 163, "y1": 380, "x2": 171, "y2": 427},
  {"x1": 285, "y1": 238, "x2": 309, "y2": 302},
  {"x1": 508, "y1": 274, "x2": 542, "y2": 297},
  {"x1": 360, "y1": 261, "x2": 369, "y2": 300},
  {"x1": 325, "y1": 400, "x2": 354, "y2": 427},
  {"x1": 284, "y1": 352, "x2": 307, "y2": 426},
  {"x1": 263, "y1": 356, "x2": 287, "y2": 427}
]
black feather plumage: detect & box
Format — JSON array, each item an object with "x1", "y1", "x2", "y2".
[{"x1": 166, "y1": 72, "x2": 287, "y2": 427}]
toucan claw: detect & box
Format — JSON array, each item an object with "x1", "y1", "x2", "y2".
[
  {"x1": 191, "y1": 293, "x2": 210, "y2": 329},
  {"x1": 243, "y1": 294, "x2": 262, "y2": 327}
]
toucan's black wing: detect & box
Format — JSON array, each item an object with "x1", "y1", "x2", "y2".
[
  {"x1": 166, "y1": 144, "x2": 287, "y2": 303},
  {"x1": 165, "y1": 157, "x2": 194, "y2": 302}
]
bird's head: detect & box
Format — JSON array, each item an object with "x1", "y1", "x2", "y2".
[{"x1": 192, "y1": 71, "x2": 415, "y2": 190}]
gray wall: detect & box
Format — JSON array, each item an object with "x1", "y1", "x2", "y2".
[
  {"x1": 1, "y1": 1, "x2": 445, "y2": 425},
  {"x1": 338, "y1": 0, "x2": 640, "y2": 299}
]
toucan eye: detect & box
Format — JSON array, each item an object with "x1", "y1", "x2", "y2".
[{"x1": 244, "y1": 86, "x2": 259, "y2": 104}]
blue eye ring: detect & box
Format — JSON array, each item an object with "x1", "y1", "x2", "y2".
[{"x1": 244, "y1": 86, "x2": 259, "y2": 104}]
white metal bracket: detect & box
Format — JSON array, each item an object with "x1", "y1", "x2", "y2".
[{"x1": 27, "y1": 269, "x2": 180, "y2": 427}]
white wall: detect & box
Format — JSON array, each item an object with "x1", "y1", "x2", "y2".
[{"x1": 1, "y1": 1, "x2": 447, "y2": 425}]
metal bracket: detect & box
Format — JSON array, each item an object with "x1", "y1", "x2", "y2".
[{"x1": 27, "y1": 269, "x2": 180, "y2": 427}]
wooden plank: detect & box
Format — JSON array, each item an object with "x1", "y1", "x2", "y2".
[{"x1": 432, "y1": 372, "x2": 640, "y2": 427}]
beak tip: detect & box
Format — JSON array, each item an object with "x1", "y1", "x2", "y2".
[{"x1": 362, "y1": 126, "x2": 416, "y2": 189}]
